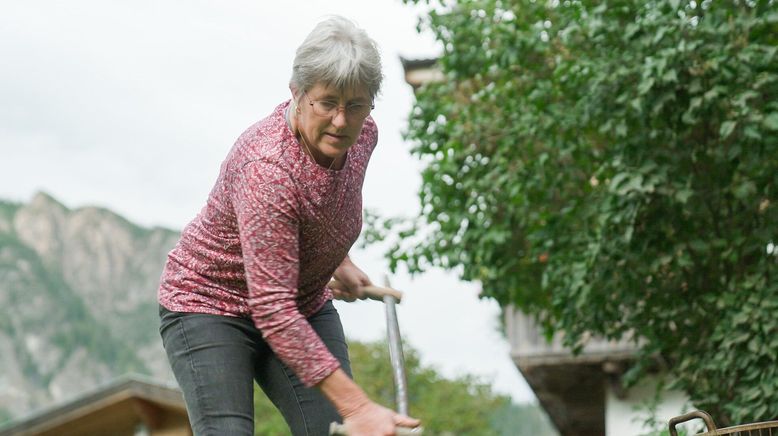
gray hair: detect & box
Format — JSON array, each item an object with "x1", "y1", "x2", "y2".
[{"x1": 291, "y1": 15, "x2": 383, "y2": 101}]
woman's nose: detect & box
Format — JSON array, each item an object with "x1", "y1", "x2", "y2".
[{"x1": 331, "y1": 109, "x2": 348, "y2": 128}]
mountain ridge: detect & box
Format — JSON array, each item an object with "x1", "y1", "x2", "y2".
[{"x1": 0, "y1": 192, "x2": 179, "y2": 421}]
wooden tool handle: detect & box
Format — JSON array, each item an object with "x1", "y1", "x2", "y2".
[{"x1": 329, "y1": 279, "x2": 403, "y2": 303}]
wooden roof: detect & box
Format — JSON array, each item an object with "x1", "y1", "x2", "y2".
[
  {"x1": 0, "y1": 375, "x2": 190, "y2": 436},
  {"x1": 399, "y1": 56, "x2": 444, "y2": 89}
]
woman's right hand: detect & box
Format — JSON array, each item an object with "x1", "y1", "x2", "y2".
[
  {"x1": 319, "y1": 369, "x2": 420, "y2": 435},
  {"x1": 343, "y1": 401, "x2": 421, "y2": 436}
]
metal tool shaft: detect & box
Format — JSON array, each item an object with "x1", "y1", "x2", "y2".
[{"x1": 384, "y1": 294, "x2": 408, "y2": 416}]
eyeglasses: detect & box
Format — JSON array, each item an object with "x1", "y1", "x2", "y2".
[{"x1": 304, "y1": 92, "x2": 374, "y2": 121}]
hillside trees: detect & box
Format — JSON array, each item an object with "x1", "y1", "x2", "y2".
[{"x1": 388, "y1": 0, "x2": 778, "y2": 424}]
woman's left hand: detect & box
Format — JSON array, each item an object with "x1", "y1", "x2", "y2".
[{"x1": 331, "y1": 257, "x2": 372, "y2": 302}]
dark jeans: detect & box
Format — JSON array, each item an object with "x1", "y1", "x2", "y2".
[{"x1": 159, "y1": 301, "x2": 351, "y2": 436}]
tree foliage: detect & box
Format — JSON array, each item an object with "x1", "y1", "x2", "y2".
[
  {"x1": 253, "y1": 340, "x2": 556, "y2": 435},
  {"x1": 0, "y1": 408, "x2": 11, "y2": 427},
  {"x1": 387, "y1": 0, "x2": 778, "y2": 425}
]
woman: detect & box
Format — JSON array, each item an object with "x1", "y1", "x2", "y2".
[{"x1": 158, "y1": 15, "x2": 421, "y2": 436}]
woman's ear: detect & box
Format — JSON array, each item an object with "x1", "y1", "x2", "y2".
[
  {"x1": 289, "y1": 84, "x2": 300, "y2": 101},
  {"x1": 289, "y1": 84, "x2": 302, "y2": 115}
]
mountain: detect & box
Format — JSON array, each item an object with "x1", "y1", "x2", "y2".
[{"x1": 0, "y1": 192, "x2": 180, "y2": 421}]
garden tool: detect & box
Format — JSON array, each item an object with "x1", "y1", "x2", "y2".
[{"x1": 328, "y1": 278, "x2": 423, "y2": 435}]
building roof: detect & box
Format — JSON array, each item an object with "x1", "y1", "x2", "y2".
[
  {"x1": 399, "y1": 56, "x2": 444, "y2": 89},
  {"x1": 0, "y1": 374, "x2": 189, "y2": 436}
]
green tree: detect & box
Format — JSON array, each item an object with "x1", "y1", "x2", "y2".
[
  {"x1": 254, "y1": 340, "x2": 555, "y2": 435},
  {"x1": 0, "y1": 407, "x2": 12, "y2": 427},
  {"x1": 385, "y1": 0, "x2": 778, "y2": 426}
]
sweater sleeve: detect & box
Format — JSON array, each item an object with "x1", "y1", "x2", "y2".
[{"x1": 231, "y1": 160, "x2": 340, "y2": 386}]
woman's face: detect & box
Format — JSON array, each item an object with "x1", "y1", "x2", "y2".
[{"x1": 293, "y1": 82, "x2": 372, "y2": 162}]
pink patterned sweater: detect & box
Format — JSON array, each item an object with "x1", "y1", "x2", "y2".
[{"x1": 158, "y1": 100, "x2": 377, "y2": 386}]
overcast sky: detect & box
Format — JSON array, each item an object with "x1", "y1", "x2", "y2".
[{"x1": 0, "y1": 0, "x2": 535, "y2": 403}]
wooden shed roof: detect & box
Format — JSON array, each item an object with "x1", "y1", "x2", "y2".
[{"x1": 0, "y1": 375, "x2": 189, "y2": 436}]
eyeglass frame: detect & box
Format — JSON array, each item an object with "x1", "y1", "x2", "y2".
[{"x1": 303, "y1": 91, "x2": 375, "y2": 121}]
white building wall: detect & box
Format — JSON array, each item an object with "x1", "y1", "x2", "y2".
[{"x1": 606, "y1": 376, "x2": 692, "y2": 436}]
